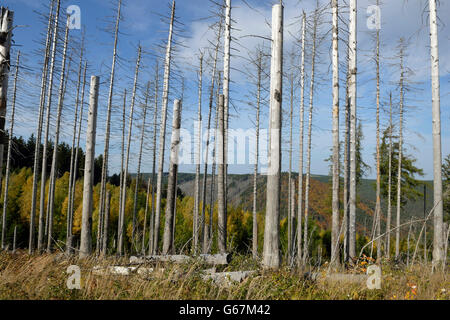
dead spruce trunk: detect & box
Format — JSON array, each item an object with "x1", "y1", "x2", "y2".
[
  {"x1": 429, "y1": 0, "x2": 444, "y2": 269},
  {"x1": 297, "y1": 11, "x2": 306, "y2": 265},
  {"x1": 118, "y1": 46, "x2": 142, "y2": 255},
  {"x1": 29, "y1": 0, "x2": 54, "y2": 253},
  {"x1": 263, "y1": 3, "x2": 283, "y2": 270},
  {"x1": 117, "y1": 89, "x2": 126, "y2": 251},
  {"x1": 223, "y1": 0, "x2": 231, "y2": 220},
  {"x1": 153, "y1": 0, "x2": 175, "y2": 254},
  {"x1": 162, "y1": 100, "x2": 182, "y2": 254},
  {"x1": 79, "y1": 75, "x2": 100, "y2": 259},
  {"x1": 38, "y1": 0, "x2": 60, "y2": 253},
  {"x1": 217, "y1": 95, "x2": 226, "y2": 254},
  {"x1": 331, "y1": 0, "x2": 340, "y2": 268},
  {"x1": 348, "y1": 0, "x2": 357, "y2": 260},
  {"x1": 101, "y1": 190, "x2": 111, "y2": 255},
  {"x1": 47, "y1": 20, "x2": 70, "y2": 253},
  {"x1": 1, "y1": 51, "x2": 19, "y2": 249},
  {"x1": 98, "y1": 0, "x2": 122, "y2": 248},
  {"x1": 385, "y1": 92, "x2": 393, "y2": 258}
]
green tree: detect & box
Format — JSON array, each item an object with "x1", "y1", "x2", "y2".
[{"x1": 380, "y1": 126, "x2": 424, "y2": 207}]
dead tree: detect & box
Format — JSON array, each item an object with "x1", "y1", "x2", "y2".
[
  {"x1": 1, "y1": 51, "x2": 19, "y2": 249},
  {"x1": 153, "y1": 0, "x2": 175, "y2": 254},
  {"x1": 29, "y1": 0, "x2": 54, "y2": 253},
  {"x1": 79, "y1": 75, "x2": 100, "y2": 259},
  {"x1": 0, "y1": 7, "x2": 13, "y2": 210},
  {"x1": 117, "y1": 89, "x2": 126, "y2": 251},
  {"x1": 330, "y1": 0, "x2": 340, "y2": 268},
  {"x1": 47, "y1": 19, "x2": 70, "y2": 252},
  {"x1": 66, "y1": 41, "x2": 84, "y2": 254},
  {"x1": 262, "y1": 3, "x2": 283, "y2": 270},
  {"x1": 429, "y1": 0, "x2": 444, "y2": 269},
  {"x1": 67, "y1": 61, "x2": 87, "y2": 254},
  {"x1": 98, "y1": 0, "x2": 122, "y2": 244},
  {"x1": 193, "y1": 53, "x2": 203, "y2": 254},
  {"x1": 101, "y1": 190, "x2": 111, "y2": 255},
  {"x1": 132, "y1": 81, "x2": 150, "y2": 251},
  {"x1": 385, "y1": 92, "x2": 393, "y2": 258},
  {"x1": 217, "y1": 94, "x2": 226, "y2": 254},
  {"x1": 297, "y1": 11, "x2": 306, "y2": 265},
  {"x1": 223, "y1": 0, "x2": 231, "y2": 219},
  {"x1": 348, "y1": 0, "x2": 357, "y2": 261},
  {"x1": 303, "y1": 5, "x2": 319, "y2": 264},
  {"x1": 162, "y1": 99, "x2": 182, "y2": 254},
  {"x1": 38, "y1": 0, "x2": 61, "y2": 253},
  {"x1": 118, "y1": 46, "x2": 142, "y2": 255},
  {"x1": 148, "y1": 62, "x2": 159, "y2": 255}
]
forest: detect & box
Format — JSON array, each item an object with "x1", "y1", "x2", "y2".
[{"x1": 0, "y1": 0, "x2": 448, "y2": 300}]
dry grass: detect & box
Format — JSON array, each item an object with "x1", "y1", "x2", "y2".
[{"x1": 0, "y1": 250, "x2": 448, "y2": 300}]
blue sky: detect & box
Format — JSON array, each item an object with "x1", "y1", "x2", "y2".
[{"x1": 2, "y1": 0, "x2": 449, "y2": 180}]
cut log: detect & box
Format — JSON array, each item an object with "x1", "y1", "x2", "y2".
[
  {"x1": 201, "y1": 271, "x2": 256, "y2": 286},
  {"x1": 129, "y1": 253, "x2": 231, "y2": 265}
]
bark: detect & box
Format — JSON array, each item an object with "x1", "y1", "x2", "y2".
[
  {"x1": 252, "y1": 51, "x2": 262, "y2": 259},
  {"x1": 101, "y1": 190, "x2": 111, "y2": 255},
  {"x1": 386, "y1": 92, "x2": 393, "y2": 258},
  {"x1": 395, "y1": 42, "x2": 404, "y2": 260},
  {"x1": 193, "y1": 54, "x2": 203, "y2": 254},
  {"x1": 67, "y1": 61, "x2": 87, "y2": 254},
  {"x1": 429, "y1": 0, "x2": 444, "y2": 268},
  {"x1": 47, "y1": 20, "x2": 70, "y2": 253},
  {"x1": 98, "y1": 0, "x2": 122, "y2": 246},
  {"x1": 331, "y1": 0, "x2": 340, "y2": 268},
  {"x1": 133, "y1": 82, "x2": 150, "y2": 252},
  {"x1": 153, "y1": 1, "x2": 175, "y2": 254},
  {"x1": 288, "y1": 72, "x2": 294, "y2": 261},
  {"x1": 29, "y1": 0, "x2": 55, "y2": 253},
  {"x1": 79, "y1": 75, "x2": 100, "y2": 259},
  {"x1": 348, "y1": 0, "x2": 357, "y2": 260},
  {"x1": 38, "y1": 0, "x2": 60, "y2": 253},
  {"x1": 1, "y1": 51, "x2": 19, "y2": 249},
  {"x1": 223, "y1": 0, "x2": 231, "y2": 220},
  {"x1": 303, "y1": 7, "x2": 318, "y2": 265},
  {"x1": 217, "y1": 95, "x2": 226, "y2": 253},
  {"x1": 118, "y1": 46, "x2": 141, "y2": 255},
  {"x1": 148, "y1": 63, "x2": 159, "y2": 255},
  {"x1": 201, "y1": 19, "x2": 222, "y2": 254},
  {"x1": 117, "y1": 89, "x2": 126, "y2": 251},
  {"x1": 162, "y1": 100, "x2": 182, "y2": 254},
  {"x1": 262, "y1": 3, "x2": 283, "y2": 270},
  {"x1": 297, "y1": 12, "x2": 306, "y2": 265},
  {"x1": 66, "y1": 43, "x2": 84, "y2": 254}
]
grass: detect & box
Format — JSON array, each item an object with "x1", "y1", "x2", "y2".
[{"x1": 0, "y1": 250, "x2": 448, "y2": 300}]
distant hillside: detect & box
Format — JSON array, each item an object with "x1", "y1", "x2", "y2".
[{"x1": 136, "y1": 172, "x2": 433, "y2": 234}]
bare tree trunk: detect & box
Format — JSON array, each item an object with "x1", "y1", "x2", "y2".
[
  {"x1": 297, "y1": 12, "x2": 306, "y2": 265},
  {"x1": 374, "y1": 5, "x2": 382, "y2": 261},
  {"x1": 386, "y1": 92, "x2": 393, "y2": 258},
  {"x1": 133, "y1": 81, "x2": 150, "y2": 252},
  {"x1": 348, "y1": 0, "x2": 357, "y2": 261},
  {"x1": 38, "y1": 0, "x2": 60, "y2": 253},
  {"x1": 118, "y1": 46, "x2": 142, "y2": 255},
  {"x1": 217, "y1": 94, "x2": 226, "y2": 254},
  {"x1": 117, "y1": 89, "x2": 126, "y2": 251},
  {"x1": 67, "y1": 61, "x2": 87, "y2": 255},
  {"x1": 288, "y1": 72, "x2": 293, "y2": 262},
  {"x1": 98, "y1": 0, "x2": 122, "y2": 247},
  {"x1": 142, "y1": 177, "x2": 151, "y2": 254},
  {"x1": 0, "y1": 7, "x2": 13, "y2": 216},
  {"x1": 162, "y1": 100, "x2": 182, "y2": 254},
  {"x1": 101, "y1": 190, "x2": 111, "y2": 255},
  {"x1": 223, "y1": 0, "x2": 231, "y2": 222},
  {"x1": 1, "y1": 51, "x2": 19, "y2": 249},
  {"x1": 148, "y1": 63, "x2": 159, "y2": 255},
  {"x1": 153, "y1": 1, "x2": 175, "y2": 254},
  {"x1": 79, "y1": 75, "x2": 100, "y2": 259},
  {"x1": 303, "y1": 7, "x2": 318, "y2": 265},
  {"x1": 290, "y1": 178, "x2": 295, "y2": 264},
  {"x1": 395, "y1": 42, "x2": 404, "y2": 260},
  {"x1": 47, "y1": 20, "x2": 70, "y2": 253},
  {"x1": 201, "y1": 20, "x2": 222, "y2": 254},
  {"x1": 263, "y1": 3, "x2": 283, "y2": 270},
  {"x1": 252, "y1": 51, "x2": 262, "y2": 259},
  {"x1": 193, "y1": 54, "x2": 203, "y2": 254},
  {"x1": 343, "y1": 49, "x2": 351, "y2": 263},
  {"x1": 331, "y1": 0, "x2": 340, "y2": 269},
  {"x1": 429, "y1": 0, "x2": 444, "y2": 269},
  {"x1": 29, "y1": 0, "x2": 54, "y2": 253},
  {"x1": 66, "y1": 44, "x2": 84, "y2": 254}
]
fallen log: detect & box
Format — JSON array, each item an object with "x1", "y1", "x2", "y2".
[
  {"x1": 92, "y1": 265, "x2": 161, "y2": 276},
  {"x1": 201, "y1": 270, "x2": 256, "y2": 286},
  {"x1": 129, "y1": 253, "x2": 231, "y2": 265}
]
